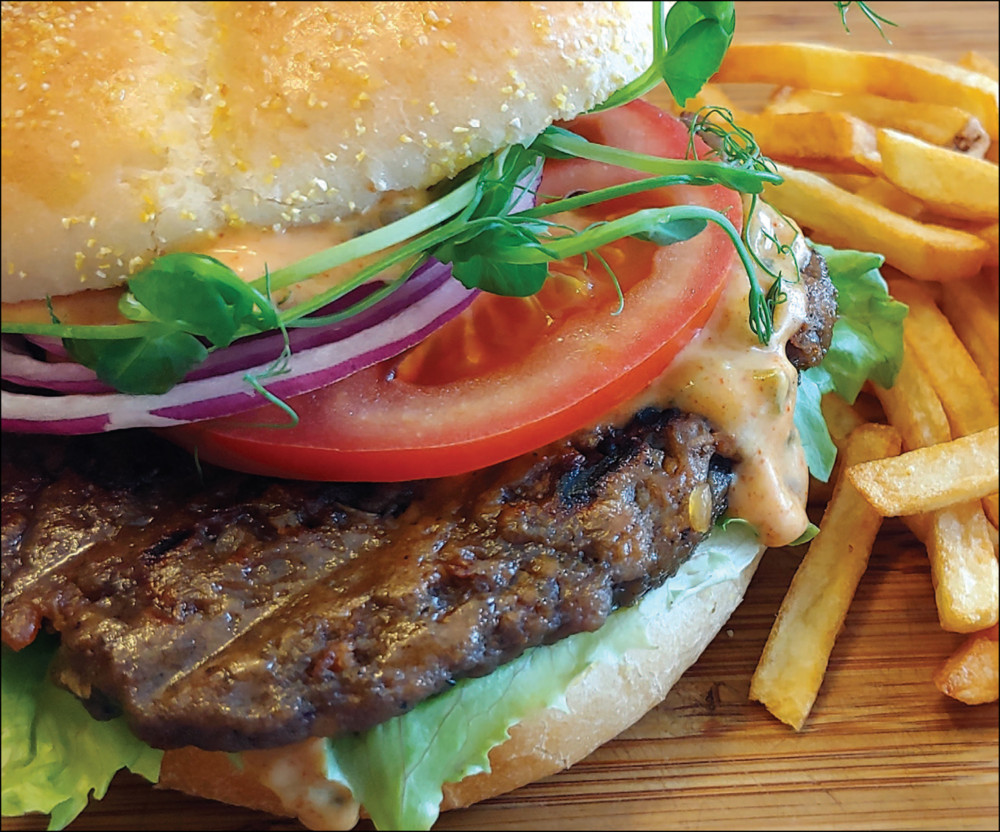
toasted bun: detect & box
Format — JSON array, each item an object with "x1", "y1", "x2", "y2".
[
  {"x1": 0, "y1": 1, "x2": 653, "y2": 304},
  {"x1": 157, "y1": 548, "x2": 762, "y2": 829}
]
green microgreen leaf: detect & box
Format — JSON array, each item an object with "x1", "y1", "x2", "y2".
[
  {"x1": 456, "y1": 255, "x2": 550, "y2": 298},
  {"x1": 64, "y1": 327, "x2": 209, "y2": 396},
  {"x1": 63, "y1": 253, "x2": 279, "y2": 394},
  {"x1": 534, "y1": 125, "x2": 780, "y2": 194},
  {"x1": 435, "y1": 217, "x2": 554, "y2": 296},
  {"x1": 122, "y1": 253, "x2": 278, "y2": 346},
  {"x1": 595, "y1": 1, "x2": 735, "y2": 110},
  {"x1": 632, "y1": 217, "x2": 708, "y2": 246},
  {"x1": 834, "y1": 1, "x2": 897, "y2": 40},
  {"x1": 259, "y1": 177, "x2": 479, "y2": 303},
  {"x1": 660, "y1": 2, "x2": 736, "y2": 105}
]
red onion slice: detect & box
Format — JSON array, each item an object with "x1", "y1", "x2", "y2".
[
  {"x1": 1, "y1": 262, "x2": 455, "y2": 395},
  {"x1": 2, "y1": 263, "x2": 476, "y2": 434},
  {"x1": 2, "y1": 336, "x2": 110, "y2": 393},
  {"x1": 188, "y1": 260, "x2": 451, "y2": 381}
]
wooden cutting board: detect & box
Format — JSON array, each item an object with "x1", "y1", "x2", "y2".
[{"x1": 4, "y1": 3, "x2": 997, "y2": 831}]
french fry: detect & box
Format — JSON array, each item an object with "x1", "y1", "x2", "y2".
[
  {"x1": 984, "y1": 493, "x2": 999, "y2": 530},
  {"x1": 959, "y1": 51, "x2": 1000, "y2": 83},
  {"x1": 662, "y1": 81, "x2": 739, "y2": 117},
  {"x1": 766, "y1": 87, "x2": 989, "y2": 152},
  {"x1": 820, "y1": 392, "x2": 867, "y2": 450},
  {"x1": 871, "y1": 350, "x2": 951, "y2": 450},
  {"x1": 876, "y1": 128, "x2": 999, "y2": 222},
  {"x1": 937, "y1": 274, "x2": 1000, "y2": 407},
  {"x1": 714, "y1": 43, "x2": 1000, "y2": 139},
  {"x1": 749, "y1": 423, "x2": 902, "y2": 730},
  {"x1": 762, "y1": 165, "x2": 989, "y2": 282},
  {"x1": 976, "y1": 222, "x2": 1000, "y2": 268},
  {"x1": 817, "y1": 171, "x2": 877, "y2": 193},
  {"x1": 929, "y1": 222, "x2": 1000, "y2": 269},
  {"x1": 735, "y1": 110, "x2": 880, "y2": 174},
  {"x1": 934, "y1": 624, "x2": 1000, "y2": 705},
  {"x1": 870, "y1": 349, "x2": 950, "y2": 546},
  {"x1": 890, "y1": 280, "x2": 999, "y2": 437},
  {"x1": 853, "y1": 177, "x2": 926, "y2": 220},
  {"x1": 930, "y1": 502, "x2": 1000, "y2": 634},
  {"x1": 847, "y1": 426, "x2": 1000, "y2": 516}
]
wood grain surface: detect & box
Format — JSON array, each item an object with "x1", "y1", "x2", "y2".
[{"x1": 3, "y1": 3, "x2": 997, "y2": 831}]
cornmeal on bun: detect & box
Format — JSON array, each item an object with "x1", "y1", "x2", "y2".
[{"x1": 1, "y1": 1, "x2": 652, "y2": 305}]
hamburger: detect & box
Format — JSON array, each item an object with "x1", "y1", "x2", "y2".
[{"x1": 0, "y1": 2, "x2": 905, "y2": 829}]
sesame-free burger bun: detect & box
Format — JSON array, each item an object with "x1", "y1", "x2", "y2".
[
  {"x1": 156, "y1": 550, "x2": 762, "y2": 829},
  {"x1": 0, "y1": 1, "x2": 654, "y2": 304}
]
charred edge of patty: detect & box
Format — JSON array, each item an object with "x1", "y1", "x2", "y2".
[{"x1": 787, "y1": 247, "x2": 837, "y2": 371}]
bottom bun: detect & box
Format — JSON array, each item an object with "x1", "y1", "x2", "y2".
[{"x1": 158, "y1": 545, "x2": 764, "y2": 829}]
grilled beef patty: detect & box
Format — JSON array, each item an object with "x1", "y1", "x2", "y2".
[{"x1": 2, "y1": 409, "x2": 735, "y2": 751}]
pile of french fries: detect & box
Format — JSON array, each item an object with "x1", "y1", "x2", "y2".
[{"x1": 692, "y1": 42, "x2": 999, "y2": 728}]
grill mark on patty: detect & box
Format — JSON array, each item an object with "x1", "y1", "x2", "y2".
[
  {"x1": 141, "y1": 529, "x2": 195, "y2": 566},
  {"x1": 2, "y1": 409, "x2": 736, "y2": 752}
]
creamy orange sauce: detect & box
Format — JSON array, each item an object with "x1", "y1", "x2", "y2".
[
  {"x1": 242, "y1": 739, "x2": 359, "y2": 830},
  {"x1": 192, "y1": 189, "x2": 430, "y2": 308},
  {"x1": 615, "y1": 203, "x2": 813, "y2": 547},
  {"x1": 194, "y1": 223, "x2": 390, "y2": 309},
  {"x1": 1, "y1": 285, "x2": 127, "y2": 326}
]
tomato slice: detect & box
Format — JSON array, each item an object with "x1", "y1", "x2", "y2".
[{"x1": 170, "y1": 101, "x2": 742, "y2": 481}]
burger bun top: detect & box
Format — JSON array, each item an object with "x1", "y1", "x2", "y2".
[{"x1": 1, "y1": 1, "x2": 653, "y2": 304}]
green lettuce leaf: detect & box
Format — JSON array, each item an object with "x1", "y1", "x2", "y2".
[
  {"x1": 794, "y1": 244, "x2": 907, "y2": 482},
  {"x1": 1, "y1": 637, "x2": 162, "y2": 830},
  {"x1": 324, "y1": 520, "x2": 763, "y2": 830},
  {"x1": 795, "y1": 368, "x2": 839, "y2": 485}
]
